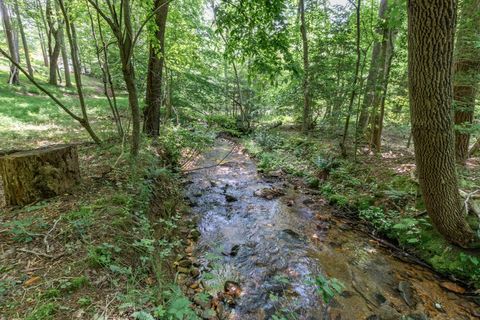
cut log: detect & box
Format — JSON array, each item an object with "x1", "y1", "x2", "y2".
[{"x1": 0, "y1": 145, "x2": 80, "y2": 206}]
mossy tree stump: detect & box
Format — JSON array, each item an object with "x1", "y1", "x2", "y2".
[{"x1": 0, "y1": 145, "x2": 80, "y2": 206}]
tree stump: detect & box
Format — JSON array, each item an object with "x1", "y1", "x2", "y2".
[{"x1": 0, "y1": 145, "x2": 80, "y2": 206}]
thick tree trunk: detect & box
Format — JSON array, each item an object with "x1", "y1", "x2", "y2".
[
  {"x1": 299, "y1": 0, "x2": 311, "y2": 132},
  {"x1": 0, "y1": 0, "x2": 20, "y2": 85},
  {"x1": 453, "y1": 0, "x2": 480, "y2": 164},
  {"x1": 408, "y1": 0, "x2": 475, "y2": 246},
  {"x1": 144, "y1": 0, "x2": 169, "y2": 137},
  {"x1": 0, "y1": 145, "x2": 80, "y2": 206},
  {"x1": 13, "y1": 0, "x2": 33, "y2": 77}
]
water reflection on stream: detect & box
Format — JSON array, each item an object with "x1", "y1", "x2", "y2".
[{"x1": 185, "y1": 139, "x2": 479, "y2": 320}]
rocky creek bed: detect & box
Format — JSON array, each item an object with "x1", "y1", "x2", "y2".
[{"x1": 178, "y1": 139, "x2": 480, "y2": 320}]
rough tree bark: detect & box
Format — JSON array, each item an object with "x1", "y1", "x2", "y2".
[
  {"x1": 0, "y1": 0, "x2": 20, "y2": 85},
  {"x1": 408, "y1": 0, "x2": 475, "y2": 246},
  {"x1": 299, "y1": 0, "x2": 312, "y2": 132},
  {"x1": 144, "y1": 0, "x2": 169, "y2": 137},
  {"x1": 46, "y1": 0, "x2": 61, "y2": 85},
  {"x1": 453, "y1": 0, "x2": 480, "y2": 164},
  {"x1": 0, "y1": 145, "x2": 80, "y2": 206},
  {"x1": 13, "y1": 0, "x2": 33, "y2": 77}
]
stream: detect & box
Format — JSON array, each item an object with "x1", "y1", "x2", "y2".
[{"x1": 184, "y1": 139, "x2": 480, "y2": 320}]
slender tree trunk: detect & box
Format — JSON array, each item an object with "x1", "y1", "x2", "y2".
[
  {"x1": 120, "y1": 0, "x2": 141, "y2": 156},
  {"x1": 144, "y1": 0, "x2": 169, "y2": 137},
  {"x1": 0, "y1": 0, "x2": 20, "y2": 85},
  {"x1": 13, "y1": 0, "x2": 33, "y2": 77},
  {"x1": 37, "y1": 25, "x2": 49, "y2": 67},
  {"x1": 59, "y1": 27, "x2": 72, "y2": 88},
  {"x1": 357, "y1": 0, "x2": 388, "y2": 135},
  {"x1": 453, "y1": 0, "x2": 480, "y2": 164},
  {"x1": 408, "y1": 0, "x2": 475, "y2": 246},
  {"x1": 357, "y1": 43, "x2": 381, "y2": 134},
  {"x1": 87, "y1": 0, "x2": 141, "y2": 156},
  {"x1": 340, "y1": 0, "x2": 361, "y2": 157},
  {"x1": 370, "y1": 28, "x2": 396, "y2": 150},
  {"x1": 46, "y1": 0, "x2": 61, "y2": 85},
  {"x1": 299, "y1": 0, "x2": 311, "y2": 132},
  {"x1": 86, "y1": 1, "x2": 123, "y2": 137},
  {"x1": 57, "y1": 0, "x2": 100, "y2": 144}
]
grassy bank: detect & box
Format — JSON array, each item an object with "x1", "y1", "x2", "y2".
[
  {"x1": 0, "y1": 139, "x2": 203, "y2": 319},
  {"x1": 0, "y1": 64, "x2": 215, "y2": 319},
  {"x1": 243, "y1": 127, "x2": 480, "y2": 288}
]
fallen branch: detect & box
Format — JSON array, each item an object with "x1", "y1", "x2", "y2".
[
  {"x1": 459, "y1": 189, "x2": 480, "y2": 217},
  {"x1": 44, "y1": 217, "x2": 61, "y2": 253},
  {"x1": 18, "y1": 248, "x2": 63, "y2": 259}
]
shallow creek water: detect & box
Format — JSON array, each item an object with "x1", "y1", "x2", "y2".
[{"x1": 185, "y1": 139, "x2": 479, "y2": 320}]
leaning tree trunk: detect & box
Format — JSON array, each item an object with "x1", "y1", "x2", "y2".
[
  {"x1": 0, "y1": 145, "x2": 80, "y2": 206},
  {"x1": 14, "y1": 0, "x2": 33, "y2": 77},
  {"x1": 0, "y1": 0, "x2": 20, "y2": 85},
  {"x1": 453, "y1": 0, "x2": 480, "y2": 164},
  {"x1": 408, "y1": 0, "x2": 475, "y2": 246},
  {"x1": 144, "y1": 0, "x2": 169, "y2": 137}
]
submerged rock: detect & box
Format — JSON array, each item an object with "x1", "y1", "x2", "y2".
[
  {"x1": 398, "y1": 280, "x2": 416, "y2": 307},
  {"x1": 253, "y1": 187, "x2": 285, "y2": 199},
  {"x1": 225, "y1": 194, "x2": 237, "y2": 202}
]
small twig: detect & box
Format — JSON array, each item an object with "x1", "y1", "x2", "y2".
[
  {"x1": 113, "y1": 118, "x2": 130, "y2": 168},
  {"x1": 44, "y1": 217, "x2": 61, "y2": 253},
  {"x1": 18, "y1": 248, "x2": 55, "y2": 259},
  {"x1": 101, "y1": 294, "x2": 117, "y2": 319}
]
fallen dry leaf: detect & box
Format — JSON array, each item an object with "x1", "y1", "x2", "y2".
[{"x1": 24, "y1": 276, "x2": 41, "y2": 287}]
